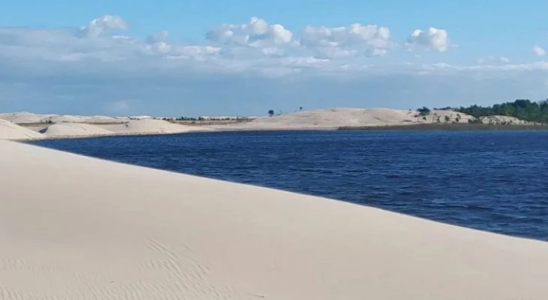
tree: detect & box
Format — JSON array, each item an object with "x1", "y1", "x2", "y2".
[
  {"x1": 268, "y1": 110, "x2": 275, "y2": 117},
  {"x1": 444, "y1": 115, "x2": 450, "y2": 123},
  {"x1": 416, "y1": 106, "x2": 431, "y2": 116},
  {"x1": 455, "y1": 99, "x2": 548, "y2": 123}
]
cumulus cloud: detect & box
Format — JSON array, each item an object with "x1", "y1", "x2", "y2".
[
  {"x1": 299, "y1": 24, "x2": 391, "y2": 58},
  {"x1": 407, "y1": 27, "x2": 450, "y2": 52},
  {"x1": 79, "y1": 15, "x2": 129, "y2": 38},
  {"x1": 206, "y1": 17, "x2": 292, "y2": 47},
  {"x1": 533, "y1": 45, "x2": 546, "y2": 57},
  {"x1": 3, "y1": 14, "x2": 548, "y2": 116}
]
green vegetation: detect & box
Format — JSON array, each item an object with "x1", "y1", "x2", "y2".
[
  {"x1": 454, "y1": 99, "x2": 548, "y2": 123},
  {"x1": 416, "y1": 106, "x2": 431, "y2": 116}
]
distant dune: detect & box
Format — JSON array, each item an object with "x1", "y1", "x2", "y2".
[
  {"x1": 97, "y1": 119, "x2": 213, "y2": 135},
  {"x1": 208, "y1": 108, "x2": 478, "y2": 131},
  {"x1": 0, "y1": 109, "x2": 541, "y2": 140},
  {"x1": 0, "y1": 119, "x2": 45, "y2": 140},
  {"x1": 41, "y1": 123, "x2": 114, "y2": 138},
  {"x1": 0, "y1": 112, "x2": 122, "y2": 124},
  {"x1": 480, "y1": 115, "x2": 535, "y2": 125}
]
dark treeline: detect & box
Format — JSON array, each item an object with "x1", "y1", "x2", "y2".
[{"x1": 452, "y1": 99, "x2": 548, "y2": 123}]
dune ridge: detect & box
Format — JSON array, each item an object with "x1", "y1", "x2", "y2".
[
  {"x1": 0, "y1": 119, "x2": 45, "y2": 140},
  {"x1": 0, "y1": 109, "x2": 542, "y2": 140},
  {"x1": 41, "y1": 123, "x2": 114, "y2": 138},
  {"x1": 97, "y1": 119, "x2": 213, "y2": 135},
  {"x1": 1, "y1": 140, "x2": 547, "y2": 299},
  {"x1": 208, "y1": 108, "x2": 480, "y2": 130}
]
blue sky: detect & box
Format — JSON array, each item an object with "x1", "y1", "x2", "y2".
[{"x1": 1, "y1": 1, "x2": 548, "y2": 116}]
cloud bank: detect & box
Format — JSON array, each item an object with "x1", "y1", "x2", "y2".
[{"x1": 1, "y1": 15, "x2": 548, "y2": 116}]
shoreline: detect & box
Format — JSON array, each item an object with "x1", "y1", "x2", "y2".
[
  {"x1": 3, "y1": 109, "x2": 547, "y2": 141},
  {"x1": 1, "y1": 140, "x2": 548, "y2": 299},
  {"x1": 338, "y1": 123, "x2": 548, "y2": 131},
  {"x1": 20, "y1": 123, "x2": 548, "y2": 142}
]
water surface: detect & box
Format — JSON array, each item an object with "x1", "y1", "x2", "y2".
[{"x1": 31, "y1": 130, "x2": 548, "y2": 241}]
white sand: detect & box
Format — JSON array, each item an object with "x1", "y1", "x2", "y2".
[
  {"x1": 84, "y1": 115, "x2": 121, "y2": 123},
  {"x1": 0, "y1": 112, "x2": 124, "y2": 124},
  {"x1": 0, "y1": 113, "x2": 213, "y2": 140},
  {"x1": 98, "y1": 119, "x2": 213, "y2": 135},
  {"x1": 424, "y1": 109, "x2": 475, "y2": 124},
  {"x1": 0, "y1": 112, "x2": 52, "y2": 124},
  {"x1": 1, "y1": 140, "x2": 547, "y2": 299},
  {"x1": 480, "y1": 115, "x2": 535, "y2": 125},
  {"x1": 0, "y1": 119, "x2": 45, "y2": 140},
  {"x1": 209, "y1": 108, "x2": 478, "y2": 131},
  {"x1": 41, "y1": 123, "x2": 114, "y2": 138}
]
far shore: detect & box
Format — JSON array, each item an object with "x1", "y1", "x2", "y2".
[
  {"x1": 338, "y1": 123, "x2": 548, "y2": 131},
  {"x1": 3, "y1": 108, "x2": 548, "y2": 141}
]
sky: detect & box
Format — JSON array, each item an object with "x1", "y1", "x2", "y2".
[{"x1": 1, "y1": 0, "x2": 548, "y2": 117}]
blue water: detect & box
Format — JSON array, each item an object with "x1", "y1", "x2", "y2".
[{"x1": 30, "y1": 130, "x2": 548, "y2": 241}]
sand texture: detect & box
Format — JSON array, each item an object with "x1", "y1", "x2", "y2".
[
  {"x1": 0, "y1": 112, "x2": 122, "y2": 124},
  {"x1": 480, "y1": 115, "x2": 535, "y2": 125},
  {"x1": 0, "y1": 119, "x2": 45, "y2": 140},
  {"x1": 97, "y1": 119, "x2": 213, "y2": 135},
  {"x1": 208, "y1": 108, "x2": 478, "y2": 131},
  {"x1": 1, "y1": 140, "x2": 547, "y2": 299},
  {"x1": 41, "y1": 123, "x2": 114, "y2": 138}
]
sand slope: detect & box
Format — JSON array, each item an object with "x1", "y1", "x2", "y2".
[
  {"x1": 210, "y1": 108, "x2": 478, "y2": 130},
  {"x1": 0, "y1": 112, "x2": 52, "y2": 124},
  {"x1": 41, "y1": 123, "x2": 114, "y2": 138},
  {"x1": 480, "y1": 115, "x2": 535, "y2": 125},
  {"x1": 0, "y1": 119, "x2": 44, "y2": 140},
  {"x1": 1, "y1": 140, "x2": 547, "y2": 300},
  {"x1": 98, "y1": 119, "x2": 213, "y2": 135},
  {"x1": 0, "y1": 112, "x2": 123, "y2": 125}
]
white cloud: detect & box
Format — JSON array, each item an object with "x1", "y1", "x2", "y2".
[
  {"x1": 477, "y1": 56, "x2": 510, "y2": 64},
  {"x1": 146, "y1": 30, "x2": 169, "y2": 43},
  {"x1": 79, "y1": 15, "x2": 129, "y2": 38},
  {"x1": 206, "y1": 17, "x2": 292, "y2": 47},
  {"x1": 407, "y1": 27, "x2": 450, "y2": 52},
  {"x1": 533, "y1": 45, "x2": 546, "y2": 56},
  {"x1": 299, "y1": 24, "x2": 391, "y2": 58},
  {"x1": 3, "y1": 15, "x2": 548, "y2": 116}
]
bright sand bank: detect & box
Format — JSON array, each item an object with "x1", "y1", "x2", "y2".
[
  {"x1": 0, "y1": 119, "x2": 44, "y2": 140},
  {"x1": 1, "y1": 140, "x2": 548, "y2": 299}
]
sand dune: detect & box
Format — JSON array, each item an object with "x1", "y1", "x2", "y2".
[
  {"x1": 0, "y1": 112, "x2": 53, "y2": 124},
  {"x1": 0, "y1": 112, "x2": 123, "y2": 124},
  {"x1": 209, "y1": 108, "x2": 477, "y2": 131},
  {"x1": 1, "y1": 140, "x2": 547, "y2": 299},
  {"x1": 480, "y1": 115, "x2": 535, "y2": 125},
  {"x1": 0, "y1": 119, "x2": 44, "y2": 140},
  {"x1": 40, "y1": 123, "x2": 114, "y2": 138},
  {"x1": 98, "y1": 119, "x2": 213, "y2": 135}
]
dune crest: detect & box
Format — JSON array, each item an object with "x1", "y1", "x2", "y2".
[
  {"x1": 0, "y1": 119, "x2": 44, "y2": 140},
  {"x1": 209, "y1": 108, "x2": 480, "y2": 130},
  {"x1": 97, "y1": 119, "x2": 213, "y2": 135},
  {"x1": 40, "y1": 123, "x2": 114, "y2": 138}
]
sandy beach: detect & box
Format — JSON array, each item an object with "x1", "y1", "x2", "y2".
[{"x1": 1, "y1": 139, "x2": 548, "y2": 299}]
